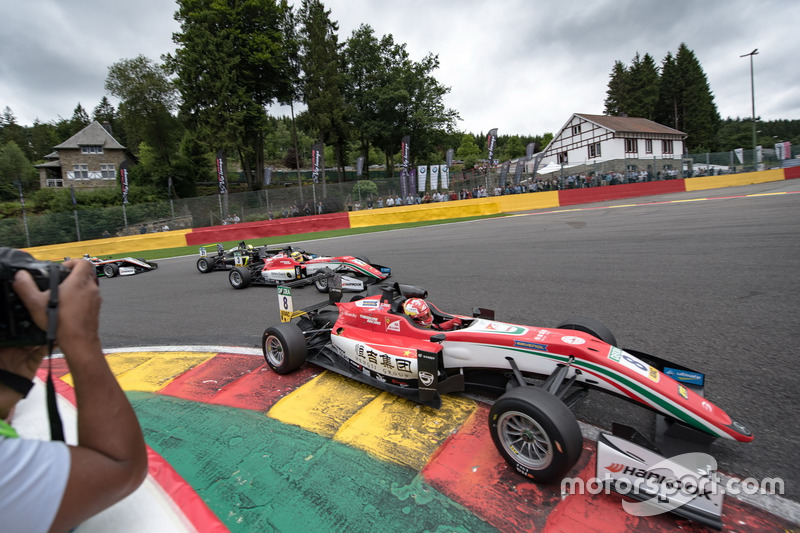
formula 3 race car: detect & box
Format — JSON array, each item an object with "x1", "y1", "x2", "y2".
[
  {"x1": 196, "y1": 241, "x2": 292, "y2": 273},
  {"x1": 261, "y1": 277, "x2": 753, "y2": 529},
  {"x1": 229, "y1": 250, "x2": 390, "y2": 292},
  {"x1": 85, "y1": 255, "x2": 158, "y2": 278}
]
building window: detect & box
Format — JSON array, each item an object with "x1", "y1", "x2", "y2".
[
  {"x1": 558, "y1": 152, "x2": 568, "y2": 164},
  {"x1": 46, "y1": 179, "x2": 64, "y2": 188},
  {"x1": 625, "y1": 138, "x2": 638, "y2": 153},
  {"x1": 73, "y1": 164, "x2": 89, "y2": 180},
  {"x1": 100, "y1": 164, "x2": 116, "y2": 180},
  {"x1": 645, "y1": 139, "x2": 653, "y2": 154},
  {"x1": 571, "y1": 125, "x2": 581, "y2": 136},
  {"x1": 81, "y1": 145, "x2": 103, "y2": 154},
  {"x1": 662, "y1": 140, "x2": 674, "y2": 154},
  {"x1": 588, "y1": 142, "x2": 602, "y2": 158}
]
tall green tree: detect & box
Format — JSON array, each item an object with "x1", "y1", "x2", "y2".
[
  {"x1": 168, "y1": 0, "x2": 294, "y2": 190},
  {"x1": 627, "y1": 53, "x2": 660, "y2": 120},
  {"x1": 105, "y1": 55, "x2": 179, "y2": 163},
  {"x1": 0, "y1": 141, "x2": 36, "y2": 200},
  {"x1": 604, "y1": 60, "x2": 629, "y2": 116}
]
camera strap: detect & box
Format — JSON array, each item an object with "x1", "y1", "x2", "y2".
[{"x1": 46, "y1": 264, "x2": 65, "y2": 442}]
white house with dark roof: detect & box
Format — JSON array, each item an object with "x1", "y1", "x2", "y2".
[
  {"x1": 531, "y1": 113, "x2": 687, "y2": 177},
  {"x1": 35, "y1": 121, "x2": 134, "y2": 190}
]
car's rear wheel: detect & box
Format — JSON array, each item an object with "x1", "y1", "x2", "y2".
[
  {"x1": 489, "y1": 386, "x2": 583, "y2": 483},
  {"x1": 556, "y1": 317, "x2": 617, "y2": 346},
  {"x1": 196, "y1": 257, "x2": 216, "y2": 273},
  {"x1": 229, "y1": 266, "x2": 252, "y2": 289},
  {"x1": 103, "y1": 263, "x2": 119, "y2": 278},
  {"x1": 262, "y1": 323, "x2": 307, "y2": 374}
]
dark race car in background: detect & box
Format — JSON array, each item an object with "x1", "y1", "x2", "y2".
[
  {"x1": 260, "y1": 277, "x2": 752, "y2": 530},
  {"x1": 85, "y1": 255, "x2": 158, "y2": 278},
  {"x1": 197, "y1": 241, "x2": 277, "y2": 273},
  {"x1": 229, "y1": 251, "x2": 390, "y2": 292}
]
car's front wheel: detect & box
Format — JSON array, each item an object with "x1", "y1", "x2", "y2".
[
  {"x1": 196, "y1": 256, "x2": 216, "y2": 273},
  {"x1": 103, "y1": 263, "x2": 119, "y2": 278},
  {"x1": 489, "y1": 386, "x2": 583, "y2": 483},
  {"x1": 556, "y1": 317, "x2": 617, "y2": 346},
  {"x1": 262, "y1": 323, "x2": 307, "y2": 374},
  {"x1": 229, "y1": 266, "x2": 252, "y2": 289}
]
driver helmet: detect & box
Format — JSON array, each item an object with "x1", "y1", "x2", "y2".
[
  {"x1": 403, "y1": 298, "x2": 433, "y2": 326},
  {"x1": 290, "y1": 251, "x2": 305, "y2": 263}
]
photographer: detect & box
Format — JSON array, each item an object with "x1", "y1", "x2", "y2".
[{"x1": 0, "y1": 257, "x2": 147, "y2": 532}]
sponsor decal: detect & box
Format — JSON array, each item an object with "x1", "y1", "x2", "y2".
[
  {"x1": 609, "y1": 347, "x2": 658, "y2": 380},
  {"x1": 418, "y1": 371, "x2": 435, "y2": 387},
  {"x1": 355, "y1": 299, "x2": 379, "y2": 308},
  {"x1": 648, "y1": 366, "x2": 660, "y2": 383},
  {"x1": 386, "y1": 319, "x2": 401, "y2": 332},
  {"x1": 359, "y1": 314, "x2": 380, "y2": 325},
  {"x1": 480, "y1": 322, "x2": 528, "y2": 335},
  {"x1": 561, "y1": 336, "x2": 586, "y2": 345},
  {"x1": 513, "y1": 340, "x2": 548, "y2": 352},
  {"x1": 534, "y1": 329, "x2": 550, "y2": 341},
  {"x1": 732, "y1": 421, "x2": 750, "y2": 435},
  {"x1": 663, "y1": 367, "x2": 705, "y2": 387},
  {"x1": 347, "y1": 343, "x2": 417, "y2": 380},
  {"x1": 701, "y1": 401, "x2": 713, "y2": 413},
  {"x1": 677, "y1": 385, "x2": 689, "y2": 400},
  {"x1": 119, "y1": 267, "x2": 136, "y2": 275}
]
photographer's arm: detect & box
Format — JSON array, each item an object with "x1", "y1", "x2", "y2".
[{"x1": 13, "y1": 259, "x2": 147, "y2": 532}]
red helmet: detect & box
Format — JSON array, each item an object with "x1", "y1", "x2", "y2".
[{"x1": 403, "y1": 298, "x2": 432, "y2": 326}]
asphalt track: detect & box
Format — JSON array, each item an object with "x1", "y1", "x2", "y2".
[{"x1": 94, "y1": 180, "x2": 800, "y2": 528}]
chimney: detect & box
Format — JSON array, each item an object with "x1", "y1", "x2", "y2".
[{"x1": 101, "y1": 122, "x2": 113, "y2": 135}]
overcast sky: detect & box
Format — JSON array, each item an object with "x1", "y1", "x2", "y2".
[{"x1": 1, "y1": 0, "x2": 798, "y2": 137}]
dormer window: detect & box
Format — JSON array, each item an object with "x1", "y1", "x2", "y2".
[{"x1": 81, "y1": 145, "x2": 103, "y2": 154}]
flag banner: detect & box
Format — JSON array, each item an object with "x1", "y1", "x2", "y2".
[
  {"x1": 526, "y1": 142, "x2": 536, "y2": 159},
  {"x1": 216, "y1": 150, "x2": 227, "y2": 194},
  {"x1": 17, "y1": 181, "x2": 25, "y2": 207},
  {"x1": 500, "y1": 160, "x2": 511, "y2": 183},
  {"x1": 513, "y1": 158, "x2": 526, "y2": 185},
  {"x1": 418, "y1": 165, "x2": 428, "y2": 192},
  {"x1": 530, "y1": 152, "x2": 546, "y2": 176},
  {"x1": 70, "y1": 187, "x2": 77, "y2": 207},
  {"x1": 119, "y1": 163, "x2": 129, "y2": 205},
  {"x1": 264, "y1": 166, "x2": 272, "y2": 186},
  {"x1": 756, "y1": 145, "x2": 762, "y2": 163},
  {"x1": 167, "y1": 177, "x2": 173, "y2": 197},
  {"x1": 400, "y1": 135, "x2": 411, "y2": 198},
  {"x1": 429, "y1": 165, "x2": 438, "y2": 190},
  {"x1": 311, "y1": 142, "x2": 323, "y2": 183},
  {"x1": 408, "y1": 168, "x2": 417, "y2": 196},
  {"x1": 487, "y1": 128, "x2": 498, "y2": 166},
  {"x1": 734, "y1": 148, "x2": 744, "y2": 164},
  {"x1": 445, "y1": 148, "x2": 454, "y2": 169},
  {"x1": 440, "y1": 164, "x2": 449, "y2": 189},
  {"x1": 775, "y1": 141, "x2": 792, "y2": 160},
  {"x1": 356, "y1": 156, "x2": 365, "y2": 176}
]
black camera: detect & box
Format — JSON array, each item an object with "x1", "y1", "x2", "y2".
[{"x1": 0, "y1": 248, "x2": 71, "y2": 347}]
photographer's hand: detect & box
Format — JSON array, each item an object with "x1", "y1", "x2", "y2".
[{"x1": 12, "y1": 258, "x2": 148, "y2": 531}]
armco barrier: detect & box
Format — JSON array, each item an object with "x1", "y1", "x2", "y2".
[
  {"x1": 558, "y1": 180, "x2": 686, "y2": 206},
  {"x1": 24, "y1": 230, "x2": 192, "y2": 262},
  {"x1": 184, "y1": 213, "x2": 351, "y2": 246},
  {"x1": 22, "y1": 168, "x2": 796, "y2": 261}
]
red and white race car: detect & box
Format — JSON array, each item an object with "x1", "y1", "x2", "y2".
[
  {"x1": 228, "y1": 250, "x2": 390, "y2": 292},
  {"x1": 261, "y1": 278, "x2": 752, "y2": 529}
]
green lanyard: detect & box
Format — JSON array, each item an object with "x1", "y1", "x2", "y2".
[{"x1": 0, "y1": 419, "x2": 18, "y2": 439}]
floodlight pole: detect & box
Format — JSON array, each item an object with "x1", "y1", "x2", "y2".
[{"x1": 740, "y1": 49, "x2": 758, "y2": 169}]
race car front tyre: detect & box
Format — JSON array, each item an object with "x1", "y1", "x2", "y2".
[
  {"x1": 489, "y1": 386, "x2": 583, "y2": 484},
  {"x1": 229, "y1": 266, "x2": 252, "y2": 289},
  {"x1": 556, "y1": 317, "x2": 617, "y2": 346},
  {"x1": 196, "y1": 257, "x2": 216, "y2": 273},
  {"x1": 262, "y1": 323, "x2": 307, "y2": 374},
  {"x1": 103, "y1": 263, "x2": 119, "y2": 278}
]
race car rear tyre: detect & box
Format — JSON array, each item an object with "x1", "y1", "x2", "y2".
[
  {"x1": 262, "y1": 323, "x2": 307, "y2": 374},
  {"x1": 103, "y1": 263, "x2": 119, "y2": 278},
  {"x1": 197, "y1": 257, "x2": 216, "y2": 273},
  {"x1": 229, "y1": 267, "x2": 252, "y2": 289},
  {"x1": 556, "y1": 317, "x2": 617, "y2": 346},
  {"x1": 489, "y1": 386, "x2": 583, "y2": 484}
]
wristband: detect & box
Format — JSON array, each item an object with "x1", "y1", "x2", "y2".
[{"x1": 0, "y1": 369, "x2": 34, "y2": 398}]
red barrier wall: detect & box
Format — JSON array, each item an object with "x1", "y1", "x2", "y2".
[
  {"x1": 185, "y1": 213, "x2": 351, "y2": 245},
  {"x1": 784, "y1": 166, "x2": 800, "y2": 180},
  {"x1": 558, "y1": 179, "x2": 687, "y2": 206}
]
